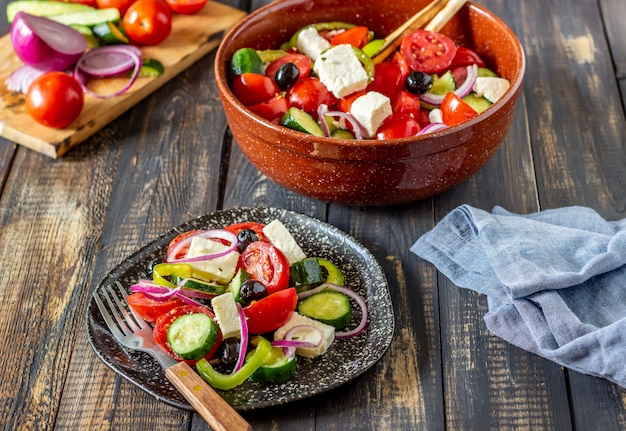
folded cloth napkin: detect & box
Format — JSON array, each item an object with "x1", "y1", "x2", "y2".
[{"x1": 411, "y1": 205, "x2": 626, "y2": 388}]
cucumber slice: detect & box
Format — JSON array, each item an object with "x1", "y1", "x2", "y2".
[
  {"x1": 290, "y1": 258, "x2": 325, "y2": 286},
  {"x1": 167, "y1": 313, "x2": 219, "y2": 360},
  {"x1": 7, "y1": 0, "x2": 94, "y2": 22},
  {"x1": 139, "y1": 58, "x2": 165, "y2": 78},
  {"x1": 430, "y1": 70, "x2": 455, "y2": 95},
  {"x1": 230, "y1": 47, "x2": 264, "y2": 77},
  {"x1": 92, "y1": 21, "x2": 128, "y2": 45},
  {"x1": 280, "y1": 107, "x2": 325, "y2": 137},
  {"x1": 171, "y1": 275, "x2": 225, "y2": 296},
  {"x1": 249, "y1": 347, "x2": 297, "y2": 385},
  {"x1": 478, "y1": 67, "x2": 497, "y2": 77},
  {"x1": 462, "y1": 93, "x2": 492, "y2": 114},
  {"x1": 331, "y1": 129, "x2": 355, "y2": 139},
  {"x1": 298, "y1": 290, "x2": 351, "y2": 329},
  {"x1": 228, "y1": 268, "x2": 251, "y2": 303},
  {"x1": 256, "y1": 49, "x2": 288, "y2": 64},
  {"x1": 50, "y1": 8, "x2": 121, "y2": 27}
]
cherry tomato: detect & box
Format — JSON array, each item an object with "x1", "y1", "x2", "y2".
[
  {"x1": 231, "y1": 73, "x2": 278, "y2": 106},
  {"x1": 391, "y1": 52, "x2": 411, "y2": 85},
  {"x1": 243, "y1": 288, "x2": 298, "y2": 334},
  {"x1": 287, "y1": 77, "x2": 337, "y2": 113},
  {"x1": 25, "y1": 72, "x2": 84, "y2": 129},
  {"x1": 400, "y1": 29, "x2": 457, "y2": 74},
  {"x1": 164, "y1": 0, "x2": 207, "y2": 14},
  {"x1": 167, "y1": 229, "x2": 204, "y2": 260},
  {"x1": 248, "y1": 94, "x2": 290, "y2": 122},
  {"x1": 338, "y1": 90, "x2": 366, "y2": 113},
  {"x1": 391, "y1": 90, "x2": 421, "y2": 118},
  {"x1": 127, "y1": 292, "x2": 186, "y2": 323},
  {"x1": 153, "y1": 304, "x2": 222, "y2": 365},
  {"x1": 366, "y1": 61, "x2": 402, "y2": 98},
  {"x1": 96, "y1": 0, "x2": 136, "y2": 16},
  {"x1": 449, "y1": 46, "x2": 486, "y2": 69},
  {"x1": 241, "y1": 241, "x2": 290, "y2": 294},
  {"x1": 223, "y1": 222, "x2": 268, "y2": 242},
  {"x1": 440, "y1": 92, "x2": 478, "y2": 126},
  {"x1": 264, "y1": 54, "x2": 311, "y2": 83},
  {"x1": 330, "y1": 26, "x2": 370, "y2": 49},
  {"x1": 123, "y1": 0, "x2": 172, "y2": 46},
  {"x1": 376, "y1": 113, "x2": 421, "y2": 139}
]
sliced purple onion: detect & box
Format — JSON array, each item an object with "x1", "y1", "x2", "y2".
[
  {"x1": 5, "y1": 65, "x2": 45, "y2": 93},
  {"x1": 10, "y1": 12, "x2": 86, "y2": 71},
  {"x1": 272, "y1": 325, "x2": 323, "y2": 358},
  {"x1": 232, "y1": 303, "x2": 248, "y2": 373},
  {"x1": 321, "y1": 110, "x2": 366, "y2": 140},
  {"x1": 166, "y1": 229, "x2": 239, "y2": 263},
  {"x1": 418, "y1": 63, "x2": 478, "y2": 106},
  {"x1": 416, "y1": 122, "x2": 449, "y2": 136}
]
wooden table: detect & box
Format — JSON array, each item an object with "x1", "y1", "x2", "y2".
[{"x1": 1, "y1": 0, "x2": 626, "y2": 429}]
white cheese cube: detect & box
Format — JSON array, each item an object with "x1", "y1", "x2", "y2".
[
  {"x1": 211, "y1": 292, "x2": 242, "y2": 339},
  {"x1": 274, "y1": 312, "x2": 335, "y2": 358},
  {"x1": 313, "y1": 44, "x2": 369, "y2": 99},
  {"x1": 349, "y1": 91, "x2": 392, "y2": 138},
  {"x1": 262, "y1": 219, "x2": 306, "y2": 265},
  {"x1": 429, "y1": 108, "x2": 443, "y2": 124},
  {"x1": 472, "y1": 76, "x2": 510, "y2": 103},
  {"x1": 186, "y1": 236, "x2": 240, "y2": 284},
  {"x1": 297, "y1": 26, "x2": 330, "y2": 61}
]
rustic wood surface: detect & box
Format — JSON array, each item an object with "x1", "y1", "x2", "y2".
[{"x1": 1, "y1": 0, "x2": 626, "y2": 430}]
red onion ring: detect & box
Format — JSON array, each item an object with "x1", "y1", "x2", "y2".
[
  {"x1": 166, "y1": 229, "x2": 239, "y2": 263},
  {"x1": 298, "y1": 282, "x2": 368, "y2": 338},
  {"x1": 272, "y1": 325, "x2": 323, "y2": 358},
  {"x1": 232, "y1": 303, "x2": 248, "y2": 373},
  {"x1": 418, "y1": 64, "x2": 478, "y2": 106},
  {"x1": 316, "y1": 105, "x2": 366, "y2": 140},
  {"x1": 416, "y1": 122, "x2": 449, "y2": 136},
  {"x1": 5, "y1": 65, "x2": 45, "y2": 94},
  {"x1": 73, "y1": 45, "x2": 143, "y2": 99}
]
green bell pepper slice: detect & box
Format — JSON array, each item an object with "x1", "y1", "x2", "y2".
[
  {"x1": 318, "y1": 258, "x2": 344, "y2": 286},
  {"x1": 196, "y1": 336, "x2": 272, "y2": 390}
]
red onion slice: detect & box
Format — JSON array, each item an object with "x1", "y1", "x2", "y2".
[
  {"x1": 166, "y1": 229, "x2": 239, "y2": 263},
  {"x1": 232, "y1": 303, "x2": 248, "y2": 373},
  {"x1": 273, "y1": 325, "x2": 323, "y2": 358},
  {"x1": 320, "y1": 110, "x2": 366, "y2": 140},
  {"x1": 5, "y1": 65, "x2": 45, "y2": 93},
  {"x1": 418, "y1": 63, "x2": 478, "y2": 106},
  {"x1": 10, "y1": 12, "x2": 86, "y2": 71},
  {"x1": 74, "y1": 45, "x2": 143, "y2": 99},
  {"x1": 417, "y1": 122, "x2": 449, "y2": 136}
]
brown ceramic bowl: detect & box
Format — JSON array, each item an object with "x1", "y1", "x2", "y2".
[{"x1": 215, "y1": 0, "x2": 525, "y2": 206}]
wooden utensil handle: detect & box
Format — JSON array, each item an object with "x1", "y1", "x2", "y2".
[{"x1": 166, "y1": 361, "x2": 252, "y2": 431}]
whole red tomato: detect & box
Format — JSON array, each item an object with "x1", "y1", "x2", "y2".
[
  {"x1": 26, "y1": 71, "x2": 84, "y2": 129},
  {"x1": 96, "y1": 0, "x2": 136, "y2": 16},
  {"x1": 164, "y1": 0, "x2": 207, "y2": 14},
  {"x1": 123, "y1": 0, "x2": 172, "y2": 46}
]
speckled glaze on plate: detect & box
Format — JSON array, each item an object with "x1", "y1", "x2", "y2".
[{"x1": 86, "y1": 207, "x2": 394, "y2": 411}]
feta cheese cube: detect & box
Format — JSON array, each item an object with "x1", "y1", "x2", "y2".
[
  {"x1": 262, "y1": 219, "x2": 306, "y2": 265},
  {"x1": 186, "y1": 236, "x2": 240, "y2": 284},
  {"x1": 297, "y1": 26, "x2": 330, "y2": 61},
  {"x1": 313, "y1": 44, "x2": 369, "y2": 98},
  {"x1": 211, "y1": 292, "x2": 242, "y2": 339},
  {"x1": 274, "y1": 312, "x2": 335, "y2": 358},
  {"x1": 429, "y1": 108, "x2": 443, "y2": 124},
  {"x1": 472, "y1": 76, "x2": 510, "y2": 103},
  {"x1": 349, "y1": 91, "x2": 392, "y2": 137}
]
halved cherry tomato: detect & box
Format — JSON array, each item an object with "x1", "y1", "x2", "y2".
[
  {"x1": 164, "y1": 0, "x2": 207, "y2": 14},
  {"x1": 231, "y1": 73, "x2": 278, "y2": 106},
  {"x1": 391, "y1": 52, "x2": 411, "y2": 85},
  {"x1": 264, "y1": 54, "x2": 311, "y2": 83},
  {"x1": 96, "y1": 0, "x2": 135, "y2": 15},
  {"x1": 127, "y1": 292, "x2": 186, "y2": 323},
  {"x1": 392, "y1": 90, "x2": 421, "y2": 118},
  {"x1": 123, "y1": 0, "x2": 172, "y2": 46},
  {"x1": 153, "y1": 304, "x2": 222, "y2": 365},
  {"x1": 449, "y1": 46, "x2": 486, "y2": 69},
  {"x1": 376, "y1": 113, "x2": 421, "y2": 139},
  {"x1": 287, "y1": 77, "x2": 337, "y2": 113},
  {"x1": 248, "y1": 94, "x2": 290, "y2": 122},
  {"x1": 26, "y1": 72, "x2": 84, "y2": 129},
  {"x1": 224, "y1": 222, "x2": 267, "y2": 242},
  {"x1": 400, "y1": 29, "x2": 457, "y2": 74},
  {"x1": 366, "y1": 61, "x2": 402, "y2": 98},
  {"x1": 330, "y1": 26, "x2": 370, "y2": 49},
  {"x1": 440, "y1": 92, "x2": 478, "y2": 126},
  {"x1": 167, "y1": 229, "x2": 204, "y2": 260},
  {"x1": 243, "y1": 288, "x2": 298, "y2": 334},
  {"x1": 241, "y1": 241, "x2": 290, "y2": 294}
]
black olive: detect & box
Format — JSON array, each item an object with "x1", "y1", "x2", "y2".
[
  {"x1": 405, "y1": 71, "x2": 433, "y2": 95},
  {"x1": 240, "y1": 279, "x2": 268, "y2": 304},
  {"x1": 237, "y1": 229, "x2": 258, "y2": 252},
  {"x1": 219, "y1": 338, "x2": 241, "y2": 364},
  {"x1": 274, "y1": 62, "x2": 300, "y2": 90}
]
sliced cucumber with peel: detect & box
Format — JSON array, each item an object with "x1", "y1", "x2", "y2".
[
  {"x1": 298, "y1": 290, "x2": 351, "y2": 329},
  {"x1": 167, "y1": 313, "x2": 219, "y2": 360}
]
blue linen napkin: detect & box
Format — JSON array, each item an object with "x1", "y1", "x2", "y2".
[{"x1": 410, "y1": 205, "x2": 626, "y2": 388}]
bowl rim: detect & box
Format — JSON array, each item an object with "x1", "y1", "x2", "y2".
[{"x1": 215, "y1": 0, "x2": 526, "y2": 152}]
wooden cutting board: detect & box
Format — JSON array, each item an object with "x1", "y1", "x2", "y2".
[{"x1": 0, "y1": 2, "x2": 246, "y2": 158}]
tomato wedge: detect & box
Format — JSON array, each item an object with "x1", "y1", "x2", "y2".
[
  {"x1": 376, "y1": 113, "x2": 421, "y2": 139},
  {"x1": 241, "y1": 241, "x2": 290, "y2": 294},
  {"x1": 264, "y1": 53, "x2": 311, "y2": 83},
  {"x1": 440, "y1": 92, "x2": 478, "y2": 126},
  {"x1": 153, "y1": 304, "x2": 222, "y2": 365},
  {"x1": 127, "y1": 292, "x2": 186, "y2": 323},
  {"x1": 330, "y1": 26, "x2": 370, "y2": 49},
  {"x1": 287, "y1": 77, "x2": 337, "y2": 113},
  {"x1": 248, "y1": 94, "x2": 290, "y2": 122},
  {"x1": 244, "y1": 288, "x2": 298, "y2": 334},
  {"x1": 231, "y1": 73, "x2": 278, "y2": 106},
  {"x1": 400, "y1": 29, "x2": 457, "y2": 74}
]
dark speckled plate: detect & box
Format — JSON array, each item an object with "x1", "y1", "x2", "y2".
[{"x1": 86, "y1": 207, "x2": 394, "y2": 411}]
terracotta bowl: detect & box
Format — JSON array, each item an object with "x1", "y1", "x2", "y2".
[{"x1": 214, "y1": 0, "x2": 525, "y2": 206}]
